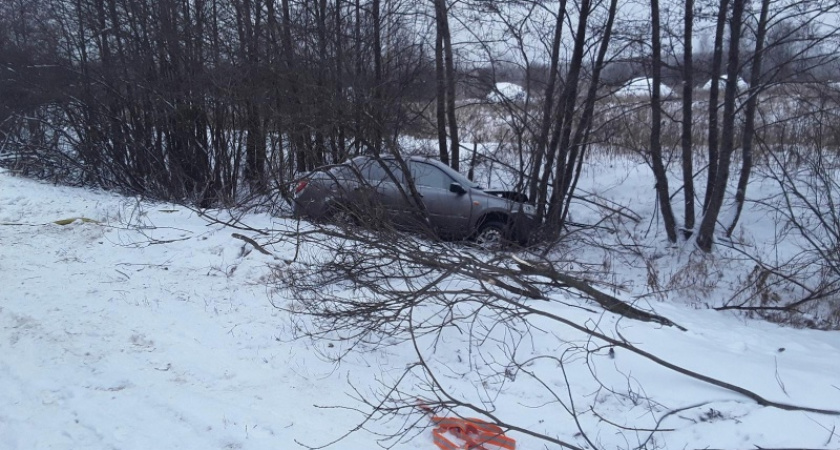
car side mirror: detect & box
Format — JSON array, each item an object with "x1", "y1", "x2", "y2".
[{"x1": 449, "y1": 182, "x2": 467, "y2": 195}]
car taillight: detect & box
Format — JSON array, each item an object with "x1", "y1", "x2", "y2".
[{"x1": 294, "y1": 180, "x2": 309, "y2": 195}]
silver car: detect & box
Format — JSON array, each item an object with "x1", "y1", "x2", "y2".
[{"x1": 293, "y1": 155, "x2": 538, "y2": 246}]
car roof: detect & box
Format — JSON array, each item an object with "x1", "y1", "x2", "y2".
[
  {"x1": 351, "y1": 154, "x2": 454, "y2": 170},
  {"x1": 346, "y1": 154, "x2": 481, "y2": 189},
  {"x1": 351, "y1": 154, "x2": 436, "y2": 163}
]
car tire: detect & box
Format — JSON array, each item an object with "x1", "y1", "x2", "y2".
[{"x1": 474, "y1": 221, "x2": 509, "y2": 250}]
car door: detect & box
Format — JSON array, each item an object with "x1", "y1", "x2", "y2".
[
  {"x1": 353, "y1": 158, "x2": 406, "y2": 225},
  {"x1": 407, "y1": 161, "x2": 473, "y2": 237}
]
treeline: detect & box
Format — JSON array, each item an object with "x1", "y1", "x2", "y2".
[{"x1": 0, "y1": 0, "x2": 435, "y2": 205}]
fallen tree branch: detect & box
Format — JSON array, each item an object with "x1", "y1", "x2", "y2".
[
  {"x1": 700, "y1": 448, "x2": 829, "y2": 450},
  {"x1": 1, "y1": 217, "x2": 101, "y2": 226},
  {"x1": 513, "y1": 255, "x2": 687, "y2": 331},
  {"x1": 571, "y1": 191, "x2": 642, "y2": 223},
  {"x1": 511, "y1": 297, "x2": 840, "y2": 416},
  {"x1": 232, "y1": 232, "x2": 276, "y2": 258}
]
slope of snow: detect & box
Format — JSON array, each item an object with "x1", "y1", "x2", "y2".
[
  {"x1": 2, "y1": 166, "x2": 840, "y2": 450},
  {"x1": 0, "y1": 172, "x2": 379, "y2": 449}
]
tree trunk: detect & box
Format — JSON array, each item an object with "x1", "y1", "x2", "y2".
[
  {"x1": 371, "y1": 0, "x2": 383, "y2": 154},
  {"x1": 435, "y1": 16, "x2": 448, "y2": 165},
  {"x1": 560, "y1": 0, "x2": 618, "y2": 224},
  {"x1": 353, "y1": 0, "x2": 363, "y2": 155},
  {"x1": 650, "y1": 0, "x2": 679, "y2": 243},
  {"x1": 681, "y1": 0, "x2": 695, "y2": 237},
  {"x1": 726, "y1": 0, "x2": 770, "y2": 237},
  {"x1": 280, "y1": 0, "x2": 308, "y2": 171},
  {"x1": 542, "y1": 0, "x2": 591, "y2": 238},
  {"x1": 334, "y1": 0, "x2": 346, "y2": 162},
  {"x1": 697, "y1": 0, "x2": 745, "y2": 252},
  {"x1": 439, "y1": 0, "x2": 459, "y2": 171},
  {"x1": 310, "y1": 0, "x2": 329, "y2": 166},
  {"x1": 528, "y1": 0, "x2": 567, "y2": 205},
  {"x1": 703, "y1": 0, "x2": 730, "y2": 213}
]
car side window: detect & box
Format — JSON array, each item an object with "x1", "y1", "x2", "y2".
[
  {"x1": 327, "y1": 165, "x2": 353, "y2": 181},
  {"x1": 359, "y1": 160, "x2": 403, "y2": 185},
  {"x1": 409, "y1": 162, "x2": 452, "y2": 189}
]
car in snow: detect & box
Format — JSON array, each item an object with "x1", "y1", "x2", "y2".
[{"x1": 292, "y1": 155, "x2": 538, "y2": 247}]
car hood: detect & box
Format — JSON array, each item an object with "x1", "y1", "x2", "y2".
[{"x1": 482, "y1": 189, "x2": 529, "y2": 204}]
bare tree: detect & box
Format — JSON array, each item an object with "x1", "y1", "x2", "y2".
[
  {"x1": 650, "y1": 0, "x2": 679, "y2": 244},
  {"x1": 696, "y1": 0, "x2": 840, "y2": 251},
  {"x1": 680, "y1": 0, "x2": 696, "y2": 238},
  {"x1": 431, "y1": 0, "x2": 459, "y2": 169},
  {"x1": 725, "y1": 0, "x2": 770, "y2": 237}
]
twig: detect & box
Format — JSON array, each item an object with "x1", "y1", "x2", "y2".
[
  {"x1": 774, "y1": 356, "x2": 788, "y2": 397},
  {"x1": 590, "y1": 406, "x2": 675, "y2": 432}
]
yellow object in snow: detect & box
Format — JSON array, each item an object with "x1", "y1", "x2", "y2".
[{"x1": 53, "y1": 217, "x2": 100, "y2": 225}]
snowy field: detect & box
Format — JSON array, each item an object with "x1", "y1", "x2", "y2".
[{"x1": 2, "y1": 164, "x2": 840, "y2": 450}]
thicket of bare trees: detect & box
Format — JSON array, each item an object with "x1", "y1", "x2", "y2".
[{"x1": 0, "y1": 0, "x2": 435, "y2": 205}]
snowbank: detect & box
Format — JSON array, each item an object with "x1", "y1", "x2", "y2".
[
  {"x1": 614, "y1": 77, "x2": 674, "y2": 97},
  {"x1": 486, "y1": 82, "x2": 526, "y2": 102},
  {"x1": 702, "y1": 75, "x2": 749, "y2": 91}
]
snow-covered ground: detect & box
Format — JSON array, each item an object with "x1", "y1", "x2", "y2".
[{"x1": 2, "y1": 165, "x2": 840, "y2": 450}]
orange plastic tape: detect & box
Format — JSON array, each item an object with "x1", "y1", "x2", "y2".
[{"x1": 430, "y1": 416, "x2": 516, "y2": 450}]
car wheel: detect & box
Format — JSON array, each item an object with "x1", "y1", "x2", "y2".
[{"x1": 475, "y1": 221, "x2": 509, "y2": 250}]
